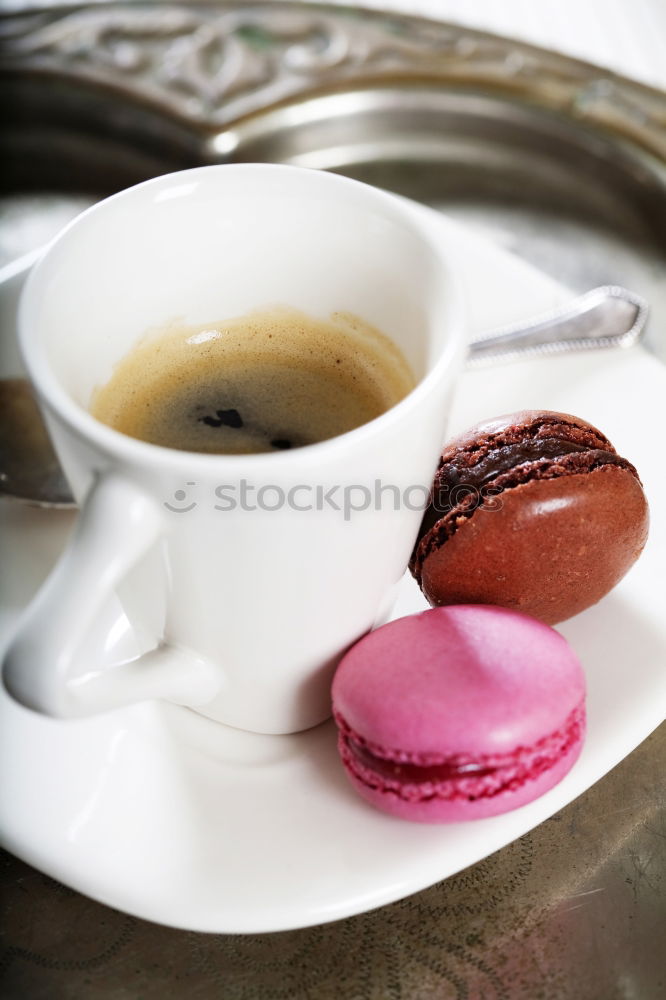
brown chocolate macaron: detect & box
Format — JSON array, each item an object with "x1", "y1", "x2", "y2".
[{"x1": 410, "y1": 410, "x2": 649, "y2": 625}]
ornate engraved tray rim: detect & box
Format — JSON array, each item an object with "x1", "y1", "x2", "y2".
[{"x1": 1, "y1": 0, "x2": 665, "y2": 160}]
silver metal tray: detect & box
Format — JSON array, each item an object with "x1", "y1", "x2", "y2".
[
  {"x1": 0, "y1": 4, "x2": 664, "y2": 998},
  {"x1": 2, "y1": 1, "x2": 665, "y2": 352}
]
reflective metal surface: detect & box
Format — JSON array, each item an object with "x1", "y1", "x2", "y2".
[
  {"x1": 1, "y1": 724, "x2": 663, "y2": 998},
  {"x1": 0, "y1": 3, "x2": 664, "y2": 996},
  {"x1": 0, "y1": 377, "x2": 73, "y2": 506},
  {"x1": 467, "y1": 285, "x2": 648, "y2": 367},
  {"x1": 2, "y1": 4, "x2": 665, "y2": 361}
]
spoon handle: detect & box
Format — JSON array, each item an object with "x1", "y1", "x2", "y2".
[{"x1": 466, "y1": 285, "x2": 648, "y2": 368}]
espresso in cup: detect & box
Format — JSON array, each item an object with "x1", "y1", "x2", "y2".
[{"x1": 91, "y1": 307, "x2": 415, "y2": 454}]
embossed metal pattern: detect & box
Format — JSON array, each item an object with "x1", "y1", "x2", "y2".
[
  {"x1": 1, "y1": 725, "x2": 663, "y2": 997},
  {"x1": 1, "y1": 1, "x2": 665, "y2": 156}
]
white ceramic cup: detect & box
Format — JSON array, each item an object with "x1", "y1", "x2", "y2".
[{"x1": 3, "y1": 164, "x2": 463, "y2": 734}]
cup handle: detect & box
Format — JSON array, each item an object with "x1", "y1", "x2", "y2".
[{"x1": 2, "y1": 474, "x2": 220, "y2": 717}]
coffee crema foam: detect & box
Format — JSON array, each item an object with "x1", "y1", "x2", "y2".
[{"x1": 90, "y1": 307, "x2": 415, "y2": 454}]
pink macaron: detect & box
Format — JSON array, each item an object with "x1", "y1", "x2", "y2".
[{"x1": 332, "y1": 605, "x2": 586, "y2": 822}]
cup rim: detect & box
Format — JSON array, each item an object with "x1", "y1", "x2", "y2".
[{"x1": 19, "y1": 163, "x2": 465, "y2": 471}]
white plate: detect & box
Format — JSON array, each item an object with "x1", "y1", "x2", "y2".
[{"x1": 1, "y1": 203, "x2": 664, "y2": 933}]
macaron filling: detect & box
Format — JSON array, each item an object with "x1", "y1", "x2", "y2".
[
  {"x1": 437, "y1": 437, "x2": 601, "y2": 492},
  {"x1": 335, "y1": 702, "x2": 585, "y2": 804}
]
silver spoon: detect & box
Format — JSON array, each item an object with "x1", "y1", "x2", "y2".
[
  {"x1": 467, "y1": 284, "x2": 647, "y2": 367},
  {"x1": 0, "y1": 378, "x2": 73, "y2": 508},
  {"x1": 0, "y1": 284, "x2": 648, "y2": 509}
]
